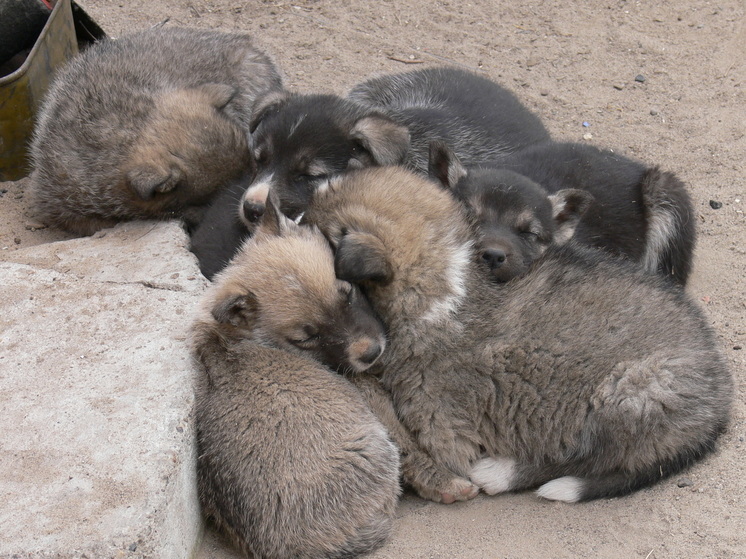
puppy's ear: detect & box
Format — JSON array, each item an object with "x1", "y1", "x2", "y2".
[
  {"x1": 194, "y1": 83, "x2": 238, "y2": 110},
  {"x1": 125, "y1": 162, "x2": 183, "y2": 200},
  {"x1": 250, "y1": 89, "x2": 291, "y2": 133},
  {"x1": 428, "y1": 141, "x2": 467, "y2": 189},
  {"x1": 350, "y1": 116, "x2": 410, "y2": 165},
  {"x1": 549, "y1": 189, "x2": 594, "y2": 244},
  {"x1": 258, "y1": 192, "x2": 295, "y2": 237},
  {"x1": 336, "y1": 231, "x2": 393, "y2": 284},
  {"x1": 211, "y1": 290, "x2": 259, "y2": 329}
]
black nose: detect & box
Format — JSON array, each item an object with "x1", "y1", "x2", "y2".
[
  {"x1": 359, "y1": 340, "x2": 383, "y2": 365},
  {"x1": 482, "y1": 248, "x2": 507, "y2": 270},
  {"x1": 242, "y1": 199, "x2": 266, "y2": 223}
]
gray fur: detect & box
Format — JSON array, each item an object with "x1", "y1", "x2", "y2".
[
  {"x1": 30, "y1": 27, "x2": 283, "y2": 235},
  {"x1": 348, "y1": 66, "x2": 551, "y2": 173},
  {"x1": 191, "y1": 204, "x2": 400, "y2": 558},
  {"x1": 305, "y1": 167, "x2": 733, "y2": 502}
]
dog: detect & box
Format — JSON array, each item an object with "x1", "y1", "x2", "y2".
[
  {"x1": 303, "y1": 166, "x2": 733, "y2": 503},
  {"x1": 30, "y1": 27, "x2": 282, "y2": 235},
  {"x1": 191, "y1": 66, "x2": 549, "y2": 278},
  {"x1": 241, "y1": 67, "x2": 549, "y2": 224},
  {"x1": 191, "y1": 199, "x2": 400, "y2": 558},
  {"x1": 429, "y1": 141, "x2": 696, "y2": 285},
  {"x1": 348, "y1": 66, "x2": 551, "y2": 173}
]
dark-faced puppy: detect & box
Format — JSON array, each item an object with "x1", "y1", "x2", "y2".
[
  {"x1": 430, "y1": 141, "x2": 695, "y2": 285},
  {"x1": 305, "y1": 166, "x2": 732, "y2": 503},
  {"x1": 30, "y1": 27, "x2": 282, "y2": 235},
  {"x1": 239, "y1": 90, "x2": 410, "y2": 225},
  {"x1": 349, "y1": 66, "x2": 551, "y2": 172}
]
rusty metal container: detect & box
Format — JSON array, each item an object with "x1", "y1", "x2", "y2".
[{"x1": 0, "y1": 0, "x2": 104, "y2": 181}]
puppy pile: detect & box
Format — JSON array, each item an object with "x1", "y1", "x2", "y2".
[{"x1": 30, "y1": 27, "x2": 733, "y2": 559}]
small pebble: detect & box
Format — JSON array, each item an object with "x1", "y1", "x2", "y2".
[
  {"x1": 734, "y1": 345, "x2": 742, "y2": 350},
  {"x1": 25, "y1": 221, "x2": 48, "y2": 230},
  {"x1": 582, "y1": 132, "x2": 593, "y2": 140},
  {"x1": 128, "y1": 542, "x2": 138, "y2": 552},
  {"x1": 540, "y1": 90, "x2": 549, "y2": 96},
  {"x1": 635, "y1": 74, "x2": 646, "y2": 83},
  {"x1": 650, "y1": 108, "x2": 659, "y2": 116},
  {"x1": 613, "y1": 83, "x2": 625, "y2": 90},
  {"x1": 14, "y1": 237, "x2": 21, "y2": 245},
  {"x1": 582, "y1": 121, "x2": 591, "y2": 127},
  {"x1": 709, "y1": 200, "x2": 723, "y2": 209},
  {"x1": 677, "y1": 477, "x2": 693, "y2": 487}
]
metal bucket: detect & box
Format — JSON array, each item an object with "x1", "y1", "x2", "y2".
[{"x1": 0, "y1": 0, "x2": 105, "y2": 181}]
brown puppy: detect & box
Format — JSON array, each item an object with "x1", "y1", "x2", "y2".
[
  {"x1": 304, "y1": 167, "x2": 733, "y2": 503},
  {"x1": 30, "y1": 27, "x2": 282, "y2": 235},
  {"x1": 191, "y1": 201, "x2": 400, "y2": 558}
]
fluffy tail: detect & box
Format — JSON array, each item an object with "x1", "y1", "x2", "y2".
[
  {"x1": 639, "y1": 167, "x2": 696, "y2": 286},
  {"x1": 537, "y1": 425, "x2": 724, "y2": 502}
]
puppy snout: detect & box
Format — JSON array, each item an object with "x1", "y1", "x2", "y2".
[
  {"x1": 349, "y1": 337, "x2": 385, "y2": 370},
  {"x1": 242, "y1": 198, "x2": 266, "y2": 223},
  {"x1": 482, "y1": 248, "x2": 507, "y2": 270},
  {"x1": 359, "y1": 339, "x2": 384, "y2": 365}
]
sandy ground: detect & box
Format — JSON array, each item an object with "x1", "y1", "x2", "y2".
[{"x1": 2, "y1": 1, "x2": 744, "y2": 557}]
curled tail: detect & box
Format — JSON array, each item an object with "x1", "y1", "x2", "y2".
[
  {"x1": 640, "y1": 167, "x2": 696, "y2": 286},
  {"x1": 536, "y1": 425, "x2": 724, "y2": 502}
]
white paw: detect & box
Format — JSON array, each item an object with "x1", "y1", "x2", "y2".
[
  {"x1": 468, "y1": 457, "x2": 516, "y2": 495},
  {"x1": 536, "y1": 476, "x2": 584, "y2": 502}
]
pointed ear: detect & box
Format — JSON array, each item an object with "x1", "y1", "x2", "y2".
[
  {"x1": 350, "y1": 116, "x2": 410, "y2": 165},
  {"x1": 194, "y1": 83, "x2": 238, "y2": 110},
  {"x1": 258, "y1": 192, "x2": 295, "y2": 236},
  {"x1": 549, "y1": 188, "x2": 594, "y2": 244},
  {"x1": 335, "y1": 230, "x2": 393, "y2": 284},
  {"x1": 125, "y1": 163, "x2": 183, "y2": 200},
  {"x1": 250, "y1": 89, "x2": 291, "y2": 133},
  {"x1": 428, "y1": 140, "x2": 467, "y2": 189},
  {"x1": 211, "y1": 291, "x2": 259, "y2": 329}
]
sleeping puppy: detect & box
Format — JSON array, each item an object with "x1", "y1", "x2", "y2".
[
  {"x1": 190, "y1": 67, "x2": 550, "y2": 277},
  {"x1": 192, "y1": 198, "x2": 400, "y2": 558},
  {"x1": 430, "y1": 141, "x2": 696, "y2": 285},
  {"x1": 303, "y1": 166, "x2": 732, "y2": 503}
]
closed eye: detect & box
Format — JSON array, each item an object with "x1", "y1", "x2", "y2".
[{"x1": 287, "y1": 325, "x2": 320, "y2": 348}]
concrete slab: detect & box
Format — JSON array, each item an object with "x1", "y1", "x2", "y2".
[{"x1": 0, "y1": 222, "x2": 208, "y2": 559}]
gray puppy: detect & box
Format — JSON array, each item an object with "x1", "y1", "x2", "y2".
[
  {"x1": 30, "y1": 27, "x2": 282, "y2": 235},
  {"x1": 191, "y1": 201, "x2": 400, "y2": 558},
  {"x1": 304, "y1": 167, "x2": 733, "y2": 503}
]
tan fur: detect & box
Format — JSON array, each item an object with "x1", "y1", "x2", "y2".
[
  {"x1": 30, "y1": 27, "x2": 282, "y2": 235},
  {"x1": 305, "y1": 167, "x2": 733, "y2": 502},
  {"x1": 191, "y1": 206, "x2": 399, "y2": 558}
]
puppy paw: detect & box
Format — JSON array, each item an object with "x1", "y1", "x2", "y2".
[
  {"x1": 405, "y1": 464, "x2": 479, "y2": 504},
  {"x1": 469, "y1": 456, "x2": 516, "y2": 495}
]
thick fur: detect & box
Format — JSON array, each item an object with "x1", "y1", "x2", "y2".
[
  {"x1": 243, "y1": 66, "x2": 549, "y2": 222},
  {"x1": 30, "y1": 27, "x2": 282, "y2": 235},
  {"x1": 191, "y1": 202, "x2": 399, "y2": 558},
  {"x1": 239, "y1": 91, "x2": 411, "y2": 225},
  {"x1": 430, "y1": 141, "x2": 696, "y2": 285},
  {"x1": 195, "y1": 66, "x2": 549, "y2": 278},
  {"x1": 188, "y1": 179, "x2": 254, "y2": 280},
  {"x1": 304, "y1": 167, "x2": 733, "y2": 503},
  {"x1": 348, "y1": 66, "x2": 551, "y2": 172}
]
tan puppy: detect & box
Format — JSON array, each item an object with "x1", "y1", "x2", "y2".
[
  {"x1": 304, "y1": 167, "x2": 733, "y2": 503},
  {"x1": 30, "y1": 27, "x2": 282, "y2": 235},
  {"x1": 191, "y1": 201, "x2": 399, "y2": 558}
]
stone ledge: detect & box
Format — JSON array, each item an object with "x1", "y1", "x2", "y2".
[{"x1": 0, "y1": 222, "x2": 208, "y2": 559}]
